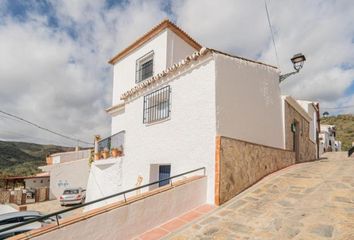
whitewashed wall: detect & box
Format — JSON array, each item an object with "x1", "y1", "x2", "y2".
[
  {"x1": 166, "y1": 29, "x2": 197, "y2": 68},
  {"x1": 111, "y1": 57, "x2": 216, "y2": 203},
  {"x1": 215, "y1": 54, "x2": 284, "y2": 149},
  {"x1": 24, "y1": 178, "x2": 49, "y2": 190},
  {"x1": 85, "y1": 158, "x2": 124, "y2": 211},
  {"x1": 112, "y1": 30, "x2": 168, "y2": 106},
  {"x1": 40, "y1": 158, "x2": 90, "y2": 199}
]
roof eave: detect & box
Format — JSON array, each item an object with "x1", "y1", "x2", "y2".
[{"x1": 108, "y1": 19, "x2": 202, "y2": 65}]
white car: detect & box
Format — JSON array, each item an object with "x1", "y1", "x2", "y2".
[{"x1": 59, "y1": 188, "x2": 86, "y2": 206}]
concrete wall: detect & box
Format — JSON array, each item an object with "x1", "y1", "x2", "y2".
[
  {"x1": 110, "y1": 57, "x2": 216, "y2": 203},
  {"x1": 215, "y1": 54, "x2": 284, "y2": 149},
  {"x1": 24, "y1": 177, "x2": 49, "y2": 190},
  {"x1": 85, "y1": 158, "x2": 123, "y2": 211},
  {"x1": 40, "y1": 159, "x2": 90, "y2": 199},
  {"x1": 30, "y1": 177, "x2": 207, "y2": 240},
  {"x1": 284, "y1": 101, "x2": 317, "y2": 162},
  {"x1": 215, "y1": 136, "x2": 295, "y2": 205}
]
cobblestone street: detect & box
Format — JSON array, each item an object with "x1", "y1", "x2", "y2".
[{"x1": 166, "y1": 154, "x2": 354, "y2": 239}]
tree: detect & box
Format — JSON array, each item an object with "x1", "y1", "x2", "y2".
[{"x1": 323, "y1": 111, "x2": 329, "y2": 117}]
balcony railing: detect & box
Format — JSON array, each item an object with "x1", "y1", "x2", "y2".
[{"x1": 97, "y1": 131, "x2": 125, "y2": 153}]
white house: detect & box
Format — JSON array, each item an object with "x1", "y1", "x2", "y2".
[
  {"x1": 85, "y1": 19, "x2": 317, "y2": 209},
  {"x1": 39, "y1": 149, "x2": 91, "y2": 199},
  {"x1": 297, "y1": 100, "x2": 320, "y2": 158},
  {"x1": 320, "y1": 124, "x2": 340, "y2": 154}
]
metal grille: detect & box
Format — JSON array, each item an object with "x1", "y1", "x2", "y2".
[
  {"x1": 136, "y1": 52, "x2": 154, "y2": 83},
  {"x1": 143, "y1": 86, "x2": 171, "y2": 124},
  {"x1": 136, "y1": 60, "x2": 153, "y2": 82},
  {"x1": 98, "y1": 131, "x2": 125, "y2": 152}
]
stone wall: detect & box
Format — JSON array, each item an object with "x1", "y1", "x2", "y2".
[
  {"x1": 215, "y1": 136, "x2": 295, "y2": 205},
  {"x1": 0, "y1": 190, "x2": 26, "y2": 205},
  {"x1": 0, "y1": 190, "x2": 10, "y2": 204},
  {"x1": 35, "y1": 187, "x2": 49, "y2": 202},
  {"x1": 284, "y1": 102, "x2": 317, "y2": 162}
]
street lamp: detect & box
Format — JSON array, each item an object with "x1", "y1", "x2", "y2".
[{"x1": 279, "y1": 53, "x2": 306, "y2": 83}]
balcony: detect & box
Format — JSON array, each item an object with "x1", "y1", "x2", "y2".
[{"x1": 96, "y1": 131, "x2": 125, "y2": 160}]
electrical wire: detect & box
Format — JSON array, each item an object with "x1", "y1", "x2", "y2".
[
  {"x1": 321, "y1": 105, "x2": 354, "y2": 110},
  {"x1": 264, "y1": 0, "x2": 280, "y2": 67},
  {"x1": 0, "y1": 110, "x2": 93, "y2": 146}
]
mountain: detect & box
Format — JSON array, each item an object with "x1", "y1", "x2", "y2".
[
  {"x1": 321, "y1": 114, "x2": 354, "y2": 151},
  {"x1": 0, "y1": 140, "x2": 74, "y2": 177}
]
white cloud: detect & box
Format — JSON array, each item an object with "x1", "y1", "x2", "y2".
[
  {"x1": 173, "y1": 0, "x2": 354, "y2": 107},
  {"x1": 0, "y1": 0, "x2": 353, "y2": 145},
  {"x1": 0, "y1": 0, "x2": 167, "y2": 146}
]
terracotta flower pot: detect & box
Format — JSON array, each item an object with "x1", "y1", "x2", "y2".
[
  {"x1": 111, "y1": 149, "x2": 119, "y2": 158},
  {"x1": 94, "y1": 153, "x2": 101, "y2": 160},
  {"x1": 103, "y1": 151, "x2": 110, "y2": 159},
  {"x1": 117, "y1": 150, "x2": 123, "y2": 157}
]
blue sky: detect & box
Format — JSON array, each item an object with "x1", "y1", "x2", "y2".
[{"x1": 0, "y1": 0, "x2": 353, "y2": 146}]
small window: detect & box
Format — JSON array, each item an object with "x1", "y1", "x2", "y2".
[
  {"x1": 143, "y1": 86, "x2": 171, "y2": 124},
  {"x1": 136, "y1": 51, "x2": 154, "y2": 83}
]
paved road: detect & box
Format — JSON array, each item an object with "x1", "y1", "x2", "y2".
[
  {"x1": 26, "y1": 199, "x2": 82, "y2": 218},
  {"x1": 166, "y1": 155, "x2": 354, "y2": 239}
]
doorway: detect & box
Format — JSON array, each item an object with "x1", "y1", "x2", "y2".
[
  {"x1": 158, "y1": 165, "x2": 171, "y2": 187},
  {"x1": 293, "y1": 120, "x2": 300, "y2": 162}
]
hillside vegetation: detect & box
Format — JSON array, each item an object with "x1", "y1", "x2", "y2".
[
  {"x1": 321, "y1": 114, "x2": 354, "y2": 151},
  {"x1": 0, "y1": 141, "x2": 73, "y2": 177}
]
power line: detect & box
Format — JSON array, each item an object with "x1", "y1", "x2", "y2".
[
  {"x1": 0, "y1": 128, "x2": 74, "y2": 147},
  {"x1": 264, "y1": 0, "x2": 280, "y2": 67},
  {"x1": 321, "y1": 105, "x2": 354, "y2": 110},
  {"x1": 0, "y1": 110, "x2": 93, "y2": 145}
]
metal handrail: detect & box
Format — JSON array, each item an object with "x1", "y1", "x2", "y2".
[{"x1": 0, "y1": 167, "x2": 206, "y2": 234}]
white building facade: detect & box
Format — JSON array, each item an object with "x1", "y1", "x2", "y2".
[
  {"x1": 39, "y1": 150, "x2": 91, "y2": 199},
  {"x1": 320, "y1": 124, "x2": 341, "y2": 154},
  {"x1": 86, "y1": 20, "x2": 286, "y2": 206}
]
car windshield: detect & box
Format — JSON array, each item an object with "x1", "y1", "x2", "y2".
[
  {"x1": 63, "y1": 189, "x2": 79, "y2": 194},
  {"x1": 0, "y1": 215, "x2": 40, "y2": 225}
]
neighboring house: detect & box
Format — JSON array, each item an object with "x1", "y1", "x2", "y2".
[
  {"x1": 282, "y1": 96, "x2": 318, "y2": 162},
  {"x1": 296, "y1": 100, "x2": 320, "y2": 158},
  {"x1": 24, "y1": 174, "x2": 50, "y2": 190},
  {"x1": 39, "y1": 149, "x2": 91, "y2": 199},
  {"x1": 319, "y1": 124, "x2": 340, "y2": 154},
  {"x1": 335, "y1": 140, "x2": 342, "y2": 151},
  {"x1": 2, "y1": 174, "x2": 49, "y2": 190},
  {"x1": 86, "y1": 19, "x2": 318, "y2": 208}
]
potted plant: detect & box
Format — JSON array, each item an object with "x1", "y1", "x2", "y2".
[
  {"x1": 102, "y1": 148, "x2": 110, "y2": 159},
  {"x1": 117, "y1": 146, "x2": 123, "y2": 156},
  {"x1": 111, "y1": 148, "x2": 119, "y2": 158},
  {"x1": 88, "y1": 149, "x2": 95, "y2": 165},
  {"x1": 94, "y1": 151, "x2": 101, "y2": 161}
]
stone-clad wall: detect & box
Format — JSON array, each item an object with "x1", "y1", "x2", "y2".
[
  {"x1": 284, "y1": 102, "x2": 317, "y2": 162},
  {"x1": 215, "y1": 136, "x2": 295, "y2": 205}
]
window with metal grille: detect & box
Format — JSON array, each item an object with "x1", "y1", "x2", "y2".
[
  {"x1": 136, "y1": 51, "x2": 154, "y2": 83},
  {"x1": 143, "y1": 86, "x2": 171, "y2": 124}
]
